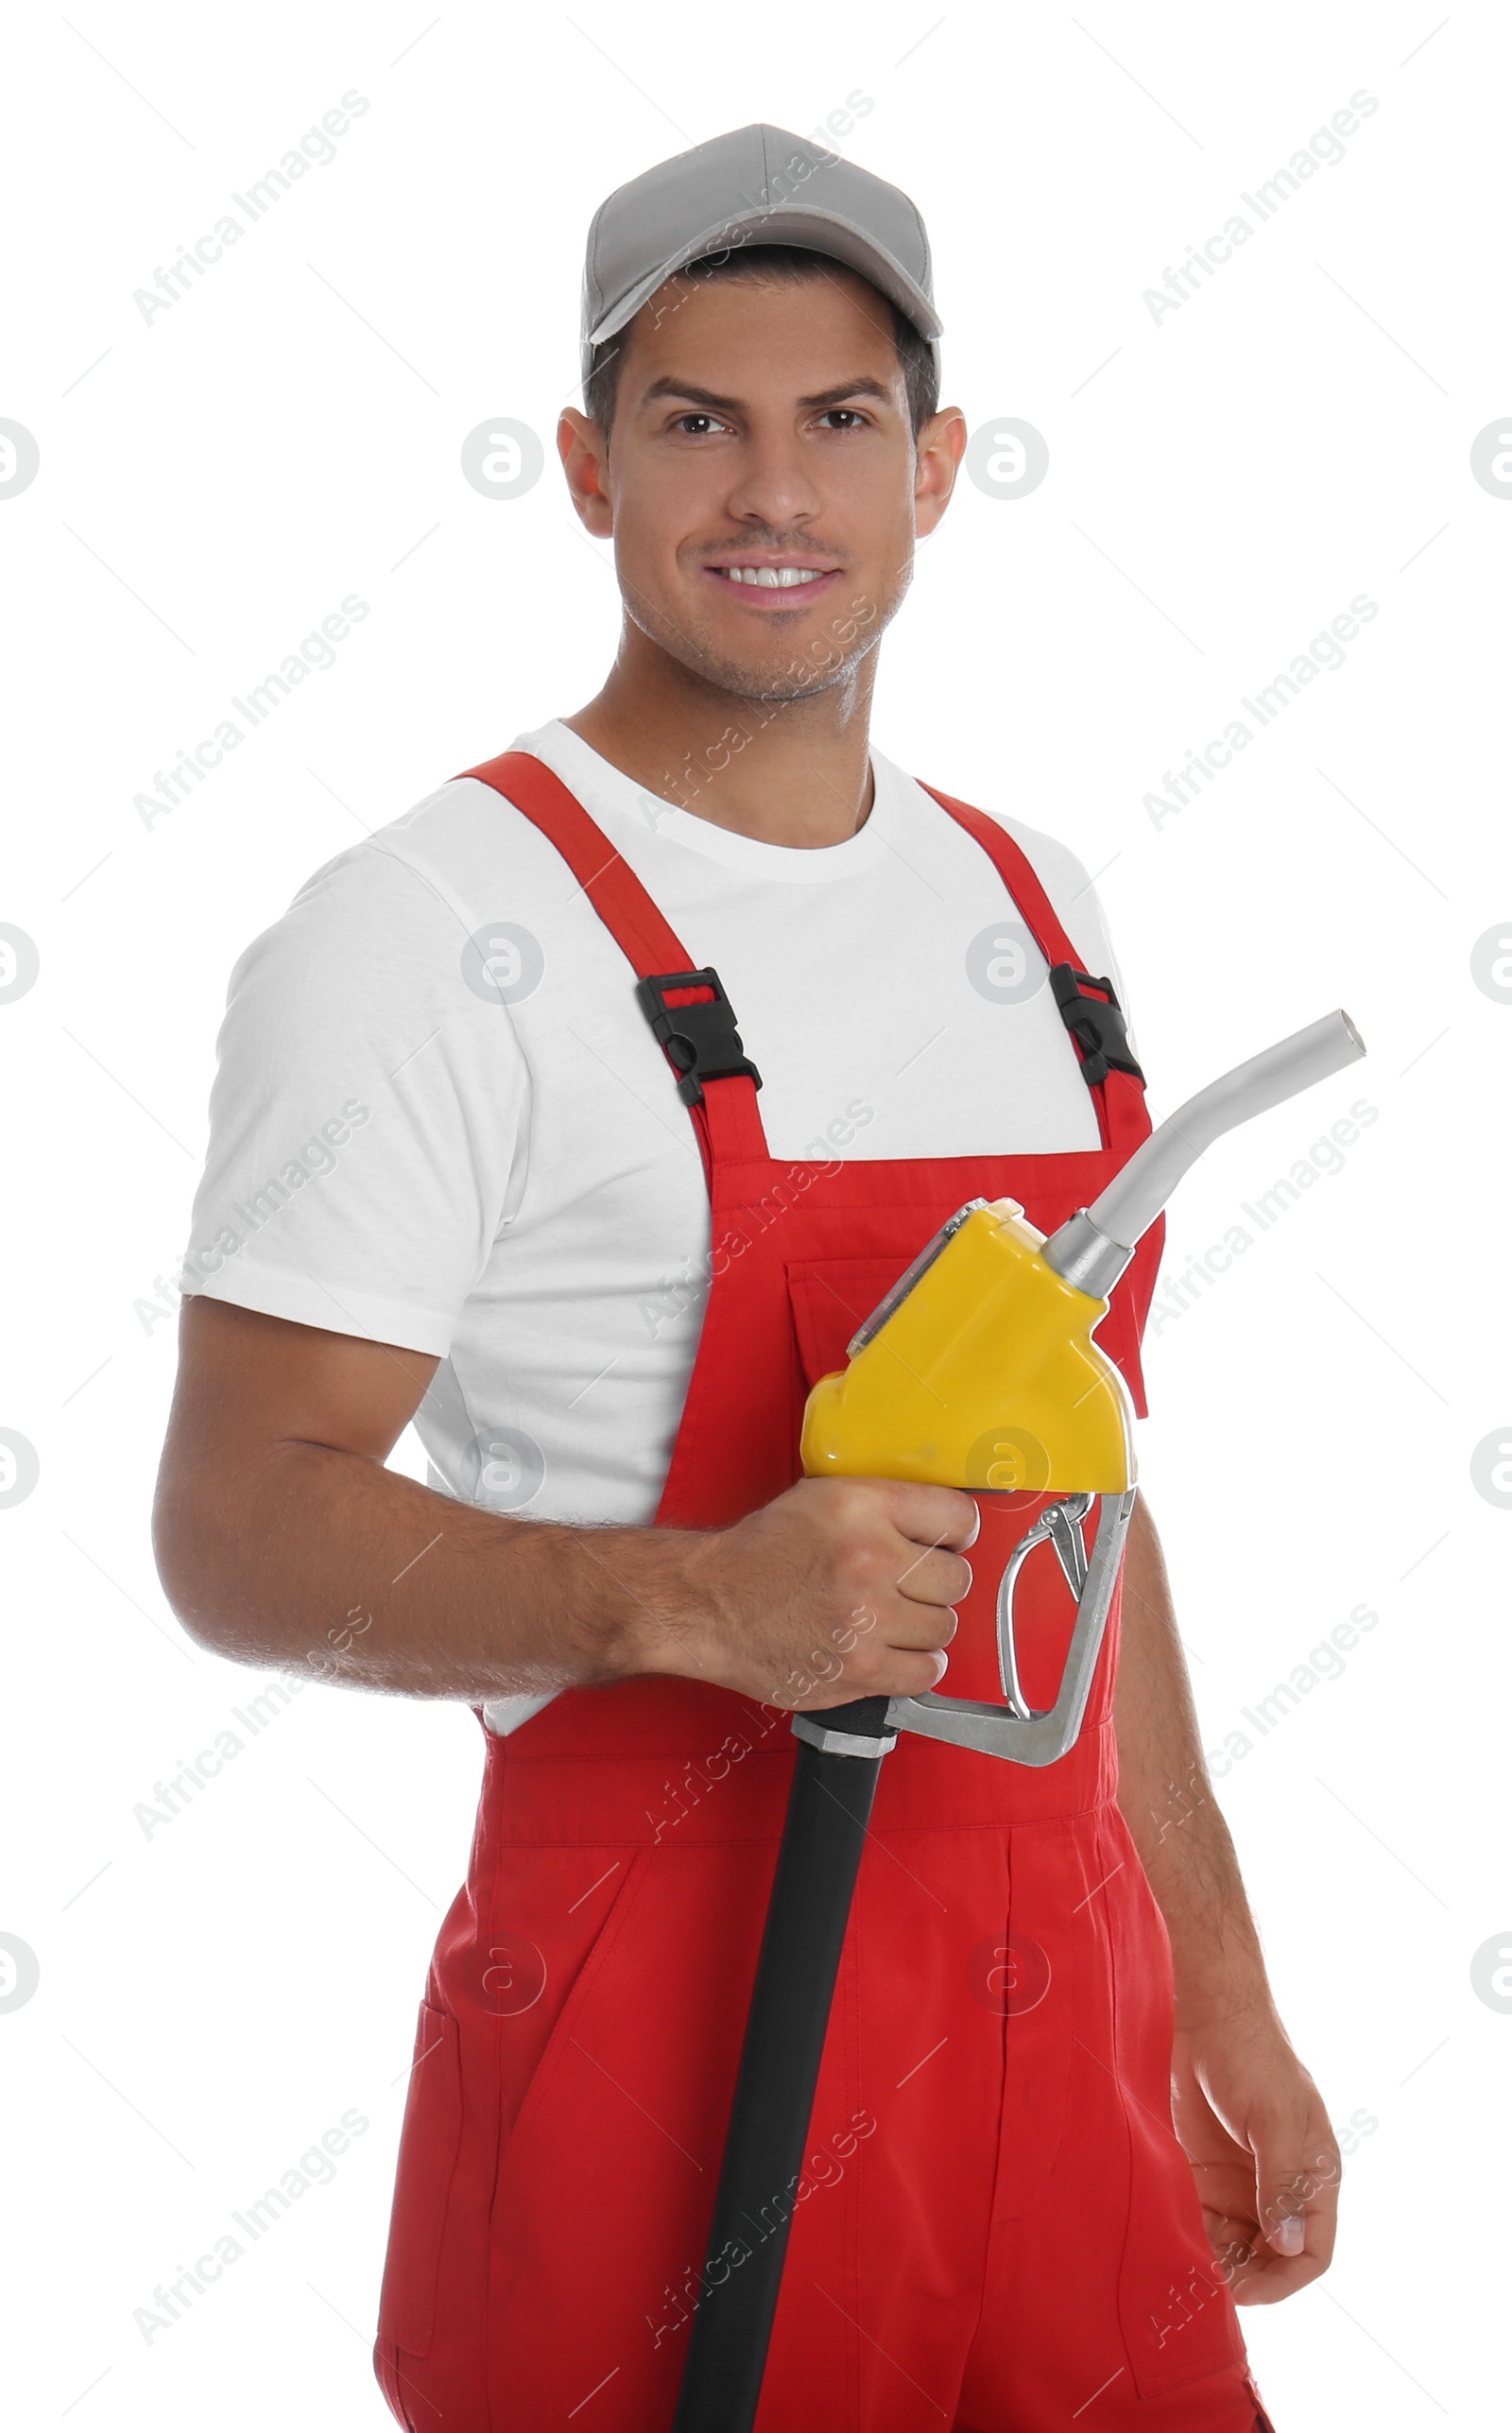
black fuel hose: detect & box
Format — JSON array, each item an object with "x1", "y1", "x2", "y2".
[{"x1": 671, "y1": 1694, "x2": 894, "y2": 2432}]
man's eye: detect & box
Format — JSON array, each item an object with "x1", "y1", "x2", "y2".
[
  {"x1": 674, "y1": 413, "x2": 722, "y2": 435},
  {"x1": 817, "y1": 409, "x2": 868, "y2": 431}
]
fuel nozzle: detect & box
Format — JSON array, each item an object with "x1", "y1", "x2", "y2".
[
  {"x1": 1041, "y1": 1009, "x2": 1366, "y2": 1301},
  {"x1": 798, "y1": 1003, "x2": 1370, "y2": 1776}
]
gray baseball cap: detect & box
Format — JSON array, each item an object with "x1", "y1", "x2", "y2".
[{"x1": 580, "y1": 122, "x2": 941, "y2": 399}]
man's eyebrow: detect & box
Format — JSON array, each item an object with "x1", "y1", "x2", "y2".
[
  {"x1": 639, "y1": 375, "x2": 896, "y2": 414},
  {"x1": 799, "y1": 377, "x2": 893, "y2": 411},
  {"x1": 641, "y1": 377, "x2": 742, "y2": 412}
]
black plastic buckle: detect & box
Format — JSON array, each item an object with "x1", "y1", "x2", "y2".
[
  {"x1": 1049, "y1": 963, "x2": 1144, "y2": 1089},
  {"x1": 635, "y1": 968, "x2": 763, "y2": 1107}
]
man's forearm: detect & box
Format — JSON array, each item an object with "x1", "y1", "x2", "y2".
[
  {"x1": 155, "y1": 1437, "x2": 700, "y2": 1701},
  {"x1": 1113, "y1": 1496, "x2": 1275, "y2": 2026},
  {"x1": 152, "y1": 1300, "x2": 976, "y2": 1712}
]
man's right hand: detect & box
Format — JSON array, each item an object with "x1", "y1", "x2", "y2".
[{"x1": 645, "y1": 1476, "x2": 980, "y2": 1712}]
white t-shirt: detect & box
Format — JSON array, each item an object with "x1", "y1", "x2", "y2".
[{"x1": 180, "y1": 719, "x2": 1130, "y2": 1732}]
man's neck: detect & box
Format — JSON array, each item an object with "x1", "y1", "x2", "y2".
[{"x1": 561, "y1": 629, "x2": 876, "y2": 849}]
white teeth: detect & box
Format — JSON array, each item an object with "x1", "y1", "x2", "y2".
[{"x1": 719, "y1": 565, "x2": 824, "y2": 588}]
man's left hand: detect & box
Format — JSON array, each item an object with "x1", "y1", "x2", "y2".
[{"x1": 1169, "y1": 2004, "x2": 1341, "y2": 2304}]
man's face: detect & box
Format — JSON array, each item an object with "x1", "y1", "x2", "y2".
[{"x1": 560, "y1": 265, "x2": 961, "y2": 703}]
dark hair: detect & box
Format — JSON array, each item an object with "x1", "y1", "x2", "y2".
[{"x1": 585, "y1": 242, "x2": 939, "y2": 440}]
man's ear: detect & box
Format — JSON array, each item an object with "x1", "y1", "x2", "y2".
[
  {"x1": 558, "y1": 408, "x2": 613, "y2": 537},
  {"x1": 914, "y1": 405, "x2": 968, "y2": 538}
]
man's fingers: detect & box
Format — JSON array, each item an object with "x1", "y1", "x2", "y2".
[
  {"x1": 873, "y1": 1480, "x2": 980, "y2": 1553},
  {"x1": 1255, "y1": 2126, "x2": 1341, "y2": 2273},
  {"x1": 1262, "y1": 2183, "x2": 1306, "y2": 2256},
  {"x1": 890, "y1": 1535, "x2": 972, "y2": 1611},
  {"x1": 1230, "y1": 2245, "x2": 1329, "y2": 2305},
  {"x1": 707, "y1": 1475, "x2": 980, "y2": 1710},
  {"x1": 804, "y1": 1644, "x2": 947, "y2": 1708},
  {"x1": 876, "y1": 1587, "x2": 960, "y2": 1651}
]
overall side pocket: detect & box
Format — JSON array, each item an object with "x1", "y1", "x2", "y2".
[{"x1": 376, "y1": 2001, "x2": 464, "y2": 2361}]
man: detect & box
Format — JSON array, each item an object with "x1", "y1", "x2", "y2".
[{"x1": 154, "y1": 125, "x2": 1336, "y2": 2431}]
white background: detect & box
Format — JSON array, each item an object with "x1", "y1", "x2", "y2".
[{"x1": 3, "y1": 2, "x2": 1507, "y2": 2425}]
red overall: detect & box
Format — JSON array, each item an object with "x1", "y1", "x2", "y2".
[{"x1": 373, "y1": 755, "x2": 1274, "y2": 2433}]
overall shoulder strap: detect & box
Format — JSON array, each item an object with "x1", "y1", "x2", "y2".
[
  {"x1": 920, "y1": 779, "x2": 1163, "y2": 1393},
  {"x1": 462, "y1": 750, "x2": 688, "y2": 973},
  {"x1": 456, "y1": 750, "x2": 768, "y2": 1178},
  {"x1": 918, "y1": 782, "x2": 1082, "y2": 970},
  {"x1": 918, "y1": 780, "x2": 1149, "y2": 1154}
]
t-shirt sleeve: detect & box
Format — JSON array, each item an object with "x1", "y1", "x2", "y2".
[{"x1": 178, "y1": 836, "x2": 529, "y2": 1356}]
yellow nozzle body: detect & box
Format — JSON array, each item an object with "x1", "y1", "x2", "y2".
[{"x1": 799, "y1": 1199, "x2": 1136, "y2": 1495}]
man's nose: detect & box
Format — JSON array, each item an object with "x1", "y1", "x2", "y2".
[{"x1": 721, "y1": 436, "x2": 824, "y2": 530}]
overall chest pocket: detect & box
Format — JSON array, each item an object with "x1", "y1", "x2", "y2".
[{"x1": 783, "y1": 1255, "x2": 916, "y2": 1393}]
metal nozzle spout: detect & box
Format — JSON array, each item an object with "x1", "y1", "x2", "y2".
[{"x1": 1041, "y1": 1009, "x2": 1366, "y2": 1300}]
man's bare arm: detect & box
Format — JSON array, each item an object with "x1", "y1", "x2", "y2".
[
  {"x1": 151, "y1": 1297, "x2": 976, "y2": 1709},
  {"x1": 1114, "y1": 1494, "x2": 1341, "y2": 2302},
  {"x1": 1115, "y1": 1497, "x2": 1271, "y2": 2014}
]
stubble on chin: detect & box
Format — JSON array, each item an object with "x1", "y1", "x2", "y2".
[{"x1": 627, "y1": 584, "x2": 901, "y2": 708}]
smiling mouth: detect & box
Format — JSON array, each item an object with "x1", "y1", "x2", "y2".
[{"x1": 706, "y1": 562, "x2": 838, "y2": 592}]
